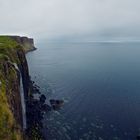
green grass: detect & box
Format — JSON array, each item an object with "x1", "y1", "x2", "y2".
[
  {"x1": 0, "y1": 36, "x2": 22, "y2": 64},
  {"x1": 0, "y1": 36, "x2": 17, "y2": 47}
]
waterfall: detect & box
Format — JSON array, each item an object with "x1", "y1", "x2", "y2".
[
  {"x1": 20, "y1": 72, "x2": 27, "y2": 130},
  {"x1": 13, "y1": 63, "x2": 27, "y2": 130}
]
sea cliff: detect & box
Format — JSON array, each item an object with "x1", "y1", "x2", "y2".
[
  {"x1": 0, "y1": 36, "x2": 34, "y2": 140},
  {"x1": 8, "y1": 36, "x2": 36, "y2": 53}
]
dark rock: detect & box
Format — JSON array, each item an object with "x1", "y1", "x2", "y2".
[
  {"x1": 137, "y1": 136, "x2": 140, "y2": 140},
  {"x1": 40, "y1": 94, "x2": 46, "y2": 104},
  {"x1": 42, "y1": 104, "x2": 52, "y2": 112},
  {"x1": 50, "y1": 99, "x2": 64, "y2": 110}
]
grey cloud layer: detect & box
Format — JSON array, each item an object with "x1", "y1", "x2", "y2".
[{"x1": 0, "y1": 0, "x2": 140, "y2": 41}]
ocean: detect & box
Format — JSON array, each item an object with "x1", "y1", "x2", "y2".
[{"x1": 26, "y1": 42, "x2": 140, "y2": 140}]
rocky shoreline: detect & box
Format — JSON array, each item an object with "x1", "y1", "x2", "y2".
[
  {"x1": 0, "y1": 35, "x2": 63, "y2": 140},
  {"x1": 26, "y1": 78, "x2": 64, "y2": 140},
  {"x1": 26, "y1": 79, "x2": 48, "y2": 139}
]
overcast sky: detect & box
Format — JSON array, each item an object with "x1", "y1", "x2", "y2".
[{"x1": 0, "y1": 0, "x2": 140, "y2": 42}]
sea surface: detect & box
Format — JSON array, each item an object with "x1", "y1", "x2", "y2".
[{"x1": 26, "y1": 42, "x2": 140, "y2": 140}]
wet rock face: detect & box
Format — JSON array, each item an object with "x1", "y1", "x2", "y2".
[{"x1": 17, "y1": 48, "x2": 30, "y2": 100}]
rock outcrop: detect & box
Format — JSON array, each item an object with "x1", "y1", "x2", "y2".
[{"x1": 9, "y1": 36, "x2": 36, "y2": 53}]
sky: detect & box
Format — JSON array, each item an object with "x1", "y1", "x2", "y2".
[{"x1": 0, "y1": 0, "x2": 140, "y2": 42}]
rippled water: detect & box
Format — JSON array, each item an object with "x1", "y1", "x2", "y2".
[{"x1": 26, "y1": 42, "x2": 140, "y2": 140}]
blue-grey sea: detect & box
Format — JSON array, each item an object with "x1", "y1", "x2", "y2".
[{"x1": 26, "y1": 42, "x2": 140, "y2": 140}]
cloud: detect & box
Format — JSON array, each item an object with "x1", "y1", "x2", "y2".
[{"x1": 0, "y1": 0, "x2": 140, "y2": 41}]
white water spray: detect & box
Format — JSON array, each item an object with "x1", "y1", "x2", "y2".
[{"x1": 13, "y1": 63, "x2": 27, "y2": 130}]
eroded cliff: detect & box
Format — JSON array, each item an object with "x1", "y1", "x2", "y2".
[
  {"x1": 0, "y1": 36, "x2": 31, "y2": 140},
  {"x1": 9, "y1": 36, "x2": 36, "y2": 53}
]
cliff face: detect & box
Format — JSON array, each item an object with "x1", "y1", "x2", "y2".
[
  {"x1": 0, "y1": 36, "x2": 32, "y2": 140},
  {"x1": 9, "y1": 36, "x2": 36, "y2": 53}
]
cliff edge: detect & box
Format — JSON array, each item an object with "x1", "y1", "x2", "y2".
[{"x1": 9, "y1": 36, "x2": 36, "y2": 53}]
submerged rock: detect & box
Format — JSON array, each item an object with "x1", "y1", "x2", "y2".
[
  {"x1": 50, "y1": 99, "x2": 64, "y2": 110},
  {"x1": 42, "y1": 104, "x2": 52, "y2": 112},
  {"x1": 40, "y1": 94, "x2": 46, "y2": 104}
]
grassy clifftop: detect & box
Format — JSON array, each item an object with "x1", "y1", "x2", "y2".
[
  {"x1": 0, "y1": 36, "x2": 21, "y2": 62},
  {"x1": 0, "y1": 36, "x2": 26, "y2": 140}
]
